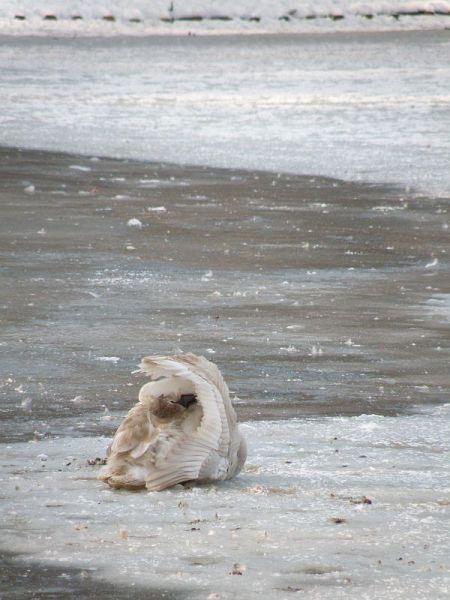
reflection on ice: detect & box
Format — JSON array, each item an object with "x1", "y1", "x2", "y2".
[
  {"x1": 2, "y1": 404, "x2": 450, "y2": 599},
  {"x1": 425, "y1": 294, "x2": 450, "y2": 323}
]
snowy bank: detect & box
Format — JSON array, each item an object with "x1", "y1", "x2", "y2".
[{"x1": 1, "y1": 1, "x2": 450, "y2": 35}]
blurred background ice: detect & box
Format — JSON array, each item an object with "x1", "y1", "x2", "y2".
[{"x1": 0, "y1": 30, "x2": 449, "y2": 197}]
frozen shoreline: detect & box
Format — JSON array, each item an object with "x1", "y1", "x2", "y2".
[
  {"x1": 1, "y1": 0, "x2": 450, "y2": 37},
  {"x1": 2, "y1": 404, "x2": 450, "y2": 599},
  {"x1": 1, "y1": 15, "x2": 450, "y2": 37}
]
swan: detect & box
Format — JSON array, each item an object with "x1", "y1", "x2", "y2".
[{"x1": 98, "y1": 353, "x2": 247, "y2": 491}]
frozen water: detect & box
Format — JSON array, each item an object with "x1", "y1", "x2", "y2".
[
  {"x1": 0, "y1": 31, "x2": 449, "y2": 197},
  {"x1": 1, "y1": 403, "x2": 450, "y2": 599}
]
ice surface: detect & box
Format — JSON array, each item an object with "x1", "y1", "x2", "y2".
[
  {"x1": 425, "y1": 293, "x2": 450, "y2": 322},
  {"x1": 1, "y1": 404, "x2": 450, "y2": 599},
  {"x1": 0, "y1": 32, "x2": 449, "y2": 198}
]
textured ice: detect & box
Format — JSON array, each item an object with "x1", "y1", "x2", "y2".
[
  {"x1": 69, "y1": 164, "x2": 92, "y2": 172},
  {"x1": 2, "y1": 404, "x2": 450, "y2": 599},
  {"x1": 96, "y1": 356, "x2": 121, "y2": 364},
  {"x1": 425, "y1": 294, "x2": 450, "y2": 323}
]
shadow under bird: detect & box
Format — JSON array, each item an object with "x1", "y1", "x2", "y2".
[{"x1": 98, "y1": 353, "x2": 247, "y2": 491}]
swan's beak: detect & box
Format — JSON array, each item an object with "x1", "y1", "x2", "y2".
[{"x1": 175, "y1": 394, "x2": 197, "y2": 408}]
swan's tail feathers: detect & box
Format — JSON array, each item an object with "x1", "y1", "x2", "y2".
[
  {"x1": 97, "y1": 463, "x2": 147, "y2": 489},
  {"x1": 99, "y1": 476, "x2": 146, "y2": 490}
]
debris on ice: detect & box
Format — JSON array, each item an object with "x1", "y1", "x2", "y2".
[
  {"x1": 127, "y1": 218, "x2": 143, "y2": 228},
  {"x1": 96, "y1": 356, "x2": 120, "y2": 364},
  {"x1": 69, "y1": 165, "x2": 91, "y2": 172},
  {"x1": 425, "y1": 258, "x2": 439, "y2": 268}
]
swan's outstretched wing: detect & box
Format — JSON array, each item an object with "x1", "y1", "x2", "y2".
[{"x1": 138, "y1": 353, "x2": 235, "y2": 490}]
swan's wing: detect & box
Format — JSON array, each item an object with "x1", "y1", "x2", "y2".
[
  {"x1": 107, "y1": 402, "x2": 157, "y2": 459},
  {"x1": 140, "y1": 352, "x2": 237, "y2": 430},
  {"x1": 138, "y1": 354, "x2": 233, "y2": 490},
  {"x1": 98, "y1": 401, "x2": 159, "y2": 488},
  {"x1": 180, "y1": 353, "x2": 238, "y2": 426}
]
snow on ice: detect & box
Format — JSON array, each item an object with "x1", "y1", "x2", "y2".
[{"x1": 1, "y1": 404, "x2": 450, "y2": 599}]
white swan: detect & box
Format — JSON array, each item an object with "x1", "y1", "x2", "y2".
[{"x1": 98, "y1": 353, "x2": 247, "y2": 491}]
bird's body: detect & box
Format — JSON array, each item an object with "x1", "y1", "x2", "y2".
[{"x1": 98, "y1": 353, "x2": 246, "y2": 491}]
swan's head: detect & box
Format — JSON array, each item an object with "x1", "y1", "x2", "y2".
[{"x1": 139, "y1": 381, "x2": 197, "y2": 422}]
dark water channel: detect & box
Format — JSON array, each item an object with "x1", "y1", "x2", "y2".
[{"x1": 1, "y1": 147, "x2": 449, "y2": 444}]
